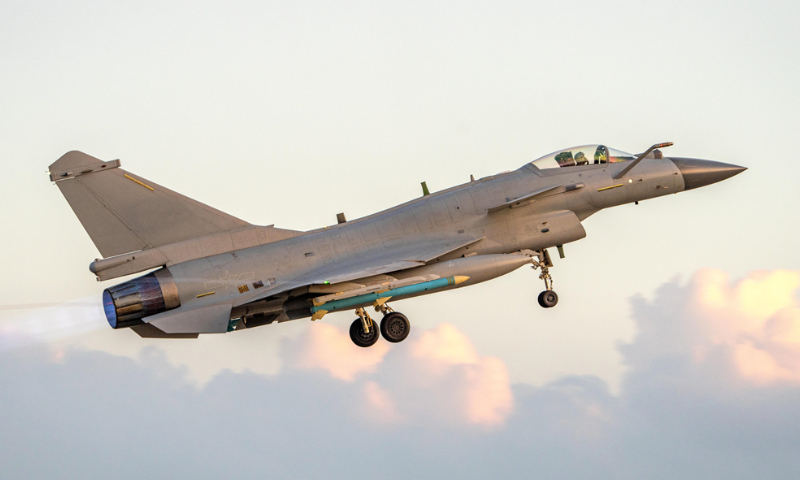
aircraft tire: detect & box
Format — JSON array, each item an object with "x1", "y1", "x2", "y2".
[
  {"x1": 380, "y1": 312, "x2": 410, "y2": 343},
  {"x1": 539, "y1": 290, "x2": 558, "y2": 308},
  {"x1": 537, "y1": 292, "x2": 546, "y2": 307},
  {"x1": 350, "y1": 318, "x2": 380, "y2": 347}
]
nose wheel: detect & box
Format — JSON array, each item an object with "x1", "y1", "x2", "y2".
[
  {"x1": 532, "y1": 249, "x2": 558, "y2": 308},
  {"x1": 537, "y1": 290, "x2": 558, "y2": 308}
]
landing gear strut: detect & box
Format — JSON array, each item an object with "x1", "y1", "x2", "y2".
[
  {"x1": 349, "y1": 308, "x2": 380, "y2": 348},
  {"x1": 532, "y1": 249, "x2": 559, "y2": 308},
  {"x1": 348, "y1": 301, "x2": 411, "y2": 347}
]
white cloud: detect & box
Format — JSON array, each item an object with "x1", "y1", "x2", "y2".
[
  {"x1": 284, "y1": 322, "x2": 513, "y2": 427},
  {"x1": 3, "y1": 269, "x2": 800, "y2": 479},
  {"x1": 282, "y1": 322, "x2": 390, "y2": 381},
  {"x1": 671, "y1": 269, "x2": 800, "y2": 385}
]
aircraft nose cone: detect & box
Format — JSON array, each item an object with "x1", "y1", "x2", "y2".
[{"x1": 670, "y1": 157, "x2": 747, "y2": 191}]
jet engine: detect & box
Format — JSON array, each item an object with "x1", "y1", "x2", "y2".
[{"x1": 102, "y1": 268, "x2": 181, "y2": 328}]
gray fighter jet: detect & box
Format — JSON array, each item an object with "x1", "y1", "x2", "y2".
[{"x1": 48, "y1": 143, "x2": 745, "y2": 347}]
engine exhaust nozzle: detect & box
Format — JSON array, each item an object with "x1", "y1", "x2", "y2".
[{"x1": 102, "y1": 268, "x2": 181, "y2": 329}]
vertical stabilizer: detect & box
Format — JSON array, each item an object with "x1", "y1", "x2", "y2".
[{"x1": 49, "y1": 151, "x2": 251, "y2": 257}]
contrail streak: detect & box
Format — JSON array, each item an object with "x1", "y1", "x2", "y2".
[
  {"x1": 0, "y1": 298, "x2": 105, "y2": 352},
  {"x1": 0, "y1": 302, "x2": 98, "y2": 310}
]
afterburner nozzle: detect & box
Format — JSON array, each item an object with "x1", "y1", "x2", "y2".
[
  {"x1": 102, "y1": 269, "x2": 181, "y2": 329},
  {"x1": 670, "y1": 157, "x2": 747, "y2": 191}
]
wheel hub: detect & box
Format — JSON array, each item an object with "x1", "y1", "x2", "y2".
[
  {"x1": 355, "y1": 327, "x2": 373, "y2": 340},
  {"x1": 380, "y1": 312, "x2": 411, "y2": 343},
  {"x1": 387, "y1": 319, "x2": 405, "y2": 336}
]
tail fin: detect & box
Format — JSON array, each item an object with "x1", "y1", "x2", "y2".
[{"x1": 49, "y1": 151, "x2": 251, "y2": 258}]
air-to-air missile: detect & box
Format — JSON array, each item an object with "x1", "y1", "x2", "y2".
[
  {"x1": 279, "y1": 252, "x2": 536, "y2": 321},
  {"x1": 308, "y1": 276, "x2": 470, "y2": 316},
  {"x1": 49, "y1": 142, "x2": 745, "y2": 347}
]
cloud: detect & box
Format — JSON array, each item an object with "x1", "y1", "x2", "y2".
[
  {"x1": 624, "y1": 268, "x2": 800, "y2": 386},
  {"x1": 374, "y1": 324, "x2": 513, "y2": 427},
  {"x1": 284, "y1": 322, "x2": 513, "y2": 427},
  {"x1": 281, "y1": 322, "x2": 390, "y2": 381},
  {"x1": 2, "y1": 269, "x2": 800, "y2": 479}
]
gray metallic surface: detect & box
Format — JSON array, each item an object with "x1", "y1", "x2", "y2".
[
  {"x1": 130, "y1": 323, "x2": 199, "y2": 339},
  {"x1": 283, "y1": 254, "x2": 535, "y2": 318},
  {"x1": 153, "y1": 268, "x2": 181, "y2": 310},
  {"x1": 669, "y1": 157, "x2": 747, "y2": 191},
  {"x1": 394, "y1": 254, "x2": 534, "y2": 287},
  {"x1": 148, "y1": 303, "x2": 233, "y2": 334},
  {"x1": 48, "y1": 151, "x2": 302, "y2": 258},
  {"x1": 49, "y1": 145, "x2": 747, "y2": 335}
]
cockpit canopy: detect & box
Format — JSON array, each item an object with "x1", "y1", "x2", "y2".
[{"x1": 530, "y1": 145, "x2": 635, "y2": 170}]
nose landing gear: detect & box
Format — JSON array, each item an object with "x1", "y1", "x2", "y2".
[
  {"x1": 538, "y1": 290, "x2": 558, "y2": 308},
  {"x1": 533, "y1": 249, "x2": 558, "y2": 308}
]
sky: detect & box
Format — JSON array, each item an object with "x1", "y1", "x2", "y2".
[{"x1": 2, "y1": 0, "x2": 800, "y2": 478}]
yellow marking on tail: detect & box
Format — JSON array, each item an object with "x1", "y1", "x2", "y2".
[{"x1": 124, "y1": 174, "x2": 154, "y2": 191}]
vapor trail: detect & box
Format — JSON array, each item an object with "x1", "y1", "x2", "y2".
[
  {"x1": 0, "y1": 297, "x2": 105, "y2": 352},
  {"x1": 0, "y1": 302, "x2": 98, "y2": 310}
]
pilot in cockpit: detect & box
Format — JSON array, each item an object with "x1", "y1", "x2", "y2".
[
  {"x1": 555, "y1": 151, "x2": 575, "y2": 167},
  {"x1": 594, "y1": 145, "x2": 608, "y2": 164},
  {"x1": 574, "y1": 151, "x2": 589, "y2": 165}
]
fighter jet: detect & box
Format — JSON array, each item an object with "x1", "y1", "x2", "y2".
[{"x1": 48, "y1": 143, "x2": 745, "y2": 347}]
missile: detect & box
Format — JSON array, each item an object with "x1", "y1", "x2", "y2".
[
  {"x1": 285, "y1": 253, "x2": 535, "y2": 321},
  {"x1": 311, "y1": 276, "x2": 469, "y2": 316},
  {"x1": 393, "y1": 253, "x2": 535, "y2": 288},
  {"x1": 311, "y1": 274, "x2": 441, "y2": 306}
]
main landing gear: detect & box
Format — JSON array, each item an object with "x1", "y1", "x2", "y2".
[
  {"x1": 532, "y1": 249, "x2": 558, "y2": 308},
  {"x1": 349, "y1": 308, "x2": 379, "y2": 347},
  {"x1": 348, "y1": 302, "x2": 411, "y2": 347}
]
